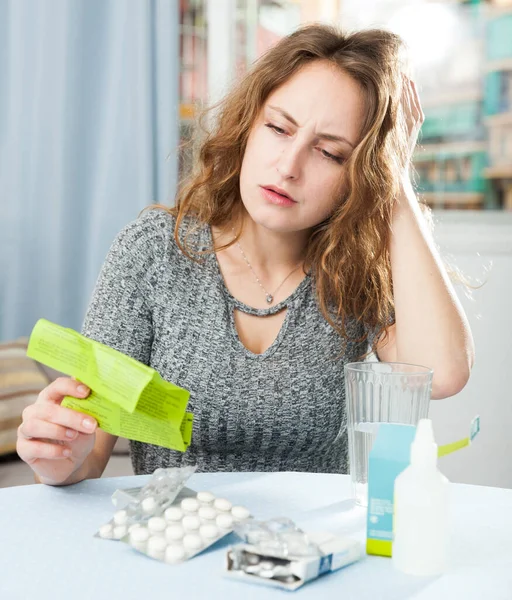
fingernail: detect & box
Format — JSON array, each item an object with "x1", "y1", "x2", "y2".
[
  {"x1": 63, "y1": 449, "x2": 72, "y2": 457},
  {"x1": 65, "y1": 429, "x2": 76, "y2": 439},
  {"x1": 77, "y1": 385, "x2": 89, "y2": 395},
  {"x1": 82, "y1": 418, "x2": 96, "y2": 430}
]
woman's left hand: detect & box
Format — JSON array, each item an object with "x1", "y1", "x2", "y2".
[{"x1": 401, "y1": 76, "x2": 425, "y2": 167}]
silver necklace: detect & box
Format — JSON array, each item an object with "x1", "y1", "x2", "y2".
[{"x1": 235, "y1": 238, "x2": 302, "y2": 304}]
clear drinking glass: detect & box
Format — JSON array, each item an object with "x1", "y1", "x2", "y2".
[{"x1": 344, "y1": 362, "x2": 433, "y2": 506}]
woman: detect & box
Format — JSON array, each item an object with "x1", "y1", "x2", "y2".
[{"x1": 17, "y1": 25, "x2": 474, "y2": 485}]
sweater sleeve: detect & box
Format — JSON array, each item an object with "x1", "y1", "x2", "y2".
[{"x1": 81, "y1": 209, "x2": 171, "y2": 365}]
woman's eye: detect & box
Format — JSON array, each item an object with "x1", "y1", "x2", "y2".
[
  {"x1": 320, "y1": 148, "x2": 345, "y2": 165},
  {"x1": 265, "y1": 123, "x2": 287, "y2": 135}
]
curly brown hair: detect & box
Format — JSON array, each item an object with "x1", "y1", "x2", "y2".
[{"x1": 153, "y1": 24, "x2": 415, "y2": 355}]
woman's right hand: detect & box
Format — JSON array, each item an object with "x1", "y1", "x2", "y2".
[{"x1": 16, "y1": 377, "x2": 98, "y2": 485}]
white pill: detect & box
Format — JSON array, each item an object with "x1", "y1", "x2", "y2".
[
  {"x1": 165, "y1": 544, "x2": 186, "y2": 564},
  {"x1": 199, "y1": 524, "x2": 219, "y2": 539},
  {"x1": 128, "y1": 523, "x2": 141, "y2": 534},
  {"x1": 231, "y1": 506, "x2": 251, "y2": 521},
  {"x1": 148, "y1": 536, "x2": 167, "y2": 554},
  {"x1": 183, "y1": 533, "x2": 203, "y2": 551},
  {"x1": 130, "y1": 527, "x2": 150, "y2": 543},
  {"x1": 197, "y1": 491, "x2": 215, "y2": 505},
  {"x1": 246, "y1": 553, "x2": 260, "y2": 566},
  {"x1": 198, "y1": 506, "x2": 217, "y2": 521},
  {"x1": 142, "y1": 496, "x2": 157, "y2": 514},
  {"x1": 244, "y1": 564, "x2": 261, "y2": 575},
  {"x1": 164, "y1": 472, "x2": 179, "y2": 484},
  {"x1": 164, "y1": 506, "x2": 183, "y2": 522},
  {"x1": 147, "y1": 547, "x2": 165, "y2": 561},
  {"x1": 132, "y1": 541, "x2": 147, "y2": 552},
  {"x1": 260, "y1": 568, "x2": 275, "y2": 579},
  {"x1": 181, "y1": 498, "x2": 200, "y2": 513},
  {"x1": 182, "y1": 515, "x2": 201, "y2": 532},
  {"x1": 148, "y1": 517, "x2": 167, "y2": 534},
  {"x1": 113, "y1": 510, "x2": 128, "y2": 525},
  {"x1": 214, "y1": 498, "x2": 232, "y2": 512},
  {"x1": 99, "y1": 524, "x2": 113, "y2": 539},
  {"x1": 165, "y1": 525, "x2": 185, "y2": 542},
  {"x1": 113, "y1": 525, "x2": 128, "y2": 540},
  {"x1": 216, "y1": 513, "x2": 234, "y2": 530}
]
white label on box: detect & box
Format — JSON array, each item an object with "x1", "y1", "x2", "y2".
[{"x1": 331, "y1": 549, "x2": 350, "y2": 571}]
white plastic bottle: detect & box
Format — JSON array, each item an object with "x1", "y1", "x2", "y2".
[{"x1": 392, "y1": 419, "x2": 450, "y2": 576}]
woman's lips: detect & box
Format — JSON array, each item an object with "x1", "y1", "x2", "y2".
[{"x1": 260, "y1": 186, "x2": 297, "y2": 207}]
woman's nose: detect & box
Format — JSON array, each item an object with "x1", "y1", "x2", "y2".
[{"x1": 276, "y1": 144, "x2": 303, "y2": 180}]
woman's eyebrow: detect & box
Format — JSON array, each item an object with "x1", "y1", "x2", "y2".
[{"x1": 267, "y1": 105, "x2": 355, "y2": 149}]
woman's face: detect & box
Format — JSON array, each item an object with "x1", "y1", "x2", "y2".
[{"x1": 239, "y1": 61, "x2": 366, "y2": 234}]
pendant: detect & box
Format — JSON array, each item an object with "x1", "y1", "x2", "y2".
[{"x1": 266, "y1": 294, "x2": 273, "y2": 304}]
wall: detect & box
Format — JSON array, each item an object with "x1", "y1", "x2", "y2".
[{"x1": 430, "y1": 210, "x2": 512, "y2": 488}]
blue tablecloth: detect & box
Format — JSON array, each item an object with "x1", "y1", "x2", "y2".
[{"x1": 1, "y1": 472, "x2": 511, "y2": 599}]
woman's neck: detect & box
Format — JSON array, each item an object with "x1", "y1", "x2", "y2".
[{"x1": 214, "y1": 214, "x2": 310, "y2": 276}]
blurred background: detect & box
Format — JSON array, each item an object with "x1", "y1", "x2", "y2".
[{"x1": 1, "y1": 0, "x2": 511, "y2": 487}]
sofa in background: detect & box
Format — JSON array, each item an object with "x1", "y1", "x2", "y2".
[{"x1": 0, "y1": 337, "x2": 129, "y2": 457}]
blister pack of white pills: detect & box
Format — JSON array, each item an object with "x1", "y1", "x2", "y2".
[
  {"x1": 233, "y1": 517, "x2": 322, "y2": 557},
  {"x1": 226, "y1": 517, "x2": 362, "y2": 591},
  {"x1": 96, "y1": 465, "x2": 197, "y2": 541},
  {"x1": 121, "y1": 491, "x2": 252, "y2": 564}
]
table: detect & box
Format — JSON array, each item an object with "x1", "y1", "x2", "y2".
[{"x1": 1, "y1": 472, "x2": 512, "y2": 599}]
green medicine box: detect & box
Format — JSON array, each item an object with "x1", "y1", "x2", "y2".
[{"x1": 366, "y1": 423, "x2": 417, "y2": 558}]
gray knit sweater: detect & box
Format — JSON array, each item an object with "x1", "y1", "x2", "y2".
[{"x1": 82, "y1": 209, "x2": 372, "y2": 475}]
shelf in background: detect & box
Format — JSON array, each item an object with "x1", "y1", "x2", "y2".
[
  {"x1": 484, "y1": 111, "x2": 512, "y2": 126},
  {"x1": 415, "y1": 141, "x2": 487, "y2": 156},
  {"x1": 484, "y1": 165, "x2": 512, "y2": 178},
  {"x1": 422, "y1": 192, "x2": 485, "y2": 205},
  {"x1": 421, "y1": 89, "x2": 483, "y2": 108},
  {"x1": 484, "y1": 3, "x2": 512, "y2": 19},
  {"x1": 485, "y1": 57, "x2": 512, "y2": 73}
]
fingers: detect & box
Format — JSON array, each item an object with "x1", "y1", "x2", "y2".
[
  {"x1": 22, "y1": 403, "x2": 97, "y2": 436},
  {"x1": 400, "y1": 77, "x2": 415, "y2": 135},
  {"x1": 400, "y1": 76, "x2": 424, "y2": 164},
  {"x1": 17, "y1": 436, "x2": 73, "y2": 463},
  {"x1": 18, "y1": 419, "x2": 80, "y2": 443},
  {"x1": 402, "y1": 79, "x2": 415, "y2": 117},
  {"x1": 401, "y1": 76, "x2": 424, "y2": 124},
  {"x1": 37, "y1": 377, "x2": 90, "y2": 405},
  {"x1": 410, "y1": 80, "x2": 425, "y2": 122},
  {"x1": 17, "y1": 378, "x2": 98, "y2": 478}
]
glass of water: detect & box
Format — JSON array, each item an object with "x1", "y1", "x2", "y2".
[{"x1": 344, "y1": 362, "x2": 433, "y2": 506}]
